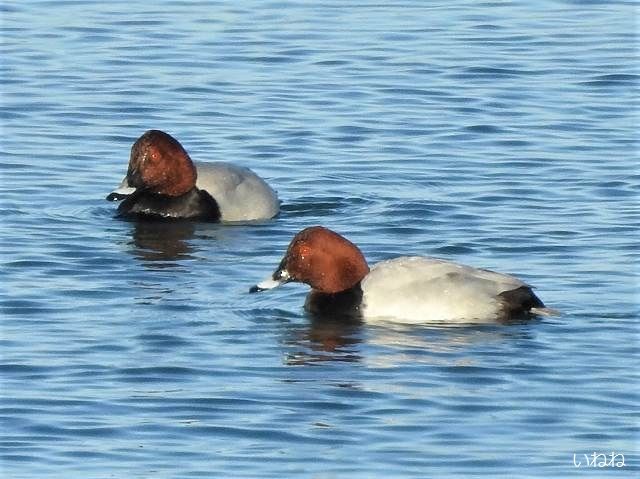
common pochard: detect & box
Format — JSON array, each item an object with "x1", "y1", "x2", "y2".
[
  {"x1": 107, "y1": 130, "x2": 279, "y2": 221},
  {"x1": 251, "y1": 226, "x2": 555, "y2": 323}
]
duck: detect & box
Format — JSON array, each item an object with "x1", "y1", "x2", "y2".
[
  {"x1": 107, "y1": 129, "x2": 279, "y2": 221},
  {"x1": 250, "y1": 226, "x2": 556, "y2": 323}
]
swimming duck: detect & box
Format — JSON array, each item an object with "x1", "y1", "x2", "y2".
[
  {"x1": 107, "y1": 129, "x2": 279, "y2": 221},
  {"x1": 251, "y1": 226, "x2": 555, "y2": 323}
]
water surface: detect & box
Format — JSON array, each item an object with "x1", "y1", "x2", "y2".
[{"x1": 1, "y1": 1, "x2": 638, "y2": 477}]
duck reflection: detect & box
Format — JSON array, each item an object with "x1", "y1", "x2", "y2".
[
  {"x1": 129, "y1": 219, "x2": 198, "y2": 264},
  {"x1": 364, "y1": 322, "x2": 539, "y2": 369},
  {"x1": 283, "y1": 312, "x2": 364, "y2": 365},
  {"x1": 281, "y1": 310, "x2": 539, "y2": 367}
]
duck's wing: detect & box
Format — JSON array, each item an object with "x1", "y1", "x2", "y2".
[
  {"x1": 193, "y1": 162, "x2": 279, "y2": 221},
  {"x1": 361, "y1": 256, "x2": 547, "y2": 323}
]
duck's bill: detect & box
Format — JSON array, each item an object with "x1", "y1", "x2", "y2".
[
  {"x1": 106, "y1": 177, "x2": 136, "y2": 201},
  {"x1": 249, "y1": 268, "x2": 290, "y2": 293},
  {"x1": 249, "y1": 278, "x2": 284, "y2": 293}
]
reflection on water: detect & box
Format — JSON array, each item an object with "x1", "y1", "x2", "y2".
[
  {"x1": 2, "y1": 0, "x2": 636, "y2": 476},
  {"x1": 282, "y1": 314, "x2": 364, "y2": 365},
  {"x1": 281, "y1": 311, "x2": 541, "y2": 368},
  {"x1": 123, "y1": 220, "x2": 206, "y2": 308},
  {"x1": 128, "y1": 220, "x2": 197, "y2": 263},
  {"x1": 370, "y1": 320, "x2": 538, "y2": 347},
  {"x1": 365, "y1": 322, "x2": 538, "y2": 369}
]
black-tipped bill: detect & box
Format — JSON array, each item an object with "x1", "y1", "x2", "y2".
[
  {"x1": 106, "y1": 177, "x2": 136, "y2": 201},
  {"x1": 249, "y1": 268, "x2": 290, "y2": 293}
]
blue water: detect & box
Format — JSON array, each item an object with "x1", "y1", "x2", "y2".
[{"x1": 1, "y1": 1, "x2": 639, "y2": 477}]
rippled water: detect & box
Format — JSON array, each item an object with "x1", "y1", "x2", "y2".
[{"x1": 2, "y1": 1, "x2": 639, "y2": 477}]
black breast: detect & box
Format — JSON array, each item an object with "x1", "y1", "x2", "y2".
[
  {"x1": 117, "y1": 188, "x2": 221, "y2": 222},
  {"x1": 304, "y1": 283, "x2": 364, "y2": 321}
]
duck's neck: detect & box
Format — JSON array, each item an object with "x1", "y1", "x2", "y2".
[{"x1": 305, "y1": 282, "x2": 364, "y2": 318}]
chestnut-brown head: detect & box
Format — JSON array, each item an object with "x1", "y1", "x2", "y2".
[
  {"x1": 251, "y1": 226, "x2": 370, "y2": 294},
  {"x1": 126, "y1": 130, "x2": 197, "y2": 197}
]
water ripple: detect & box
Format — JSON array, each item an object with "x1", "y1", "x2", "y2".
[{"x1": 1, "y1": 0, "x2": 637, "y2": 478}]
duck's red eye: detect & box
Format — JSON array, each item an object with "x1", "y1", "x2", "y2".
[{"x1": 146, "y1": 149, "x2": 160, "y2": 163}]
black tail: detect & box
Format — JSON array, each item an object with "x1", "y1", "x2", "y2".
[{"x1": 498, "y1": 286, "x2": 545, "y2": 321}]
